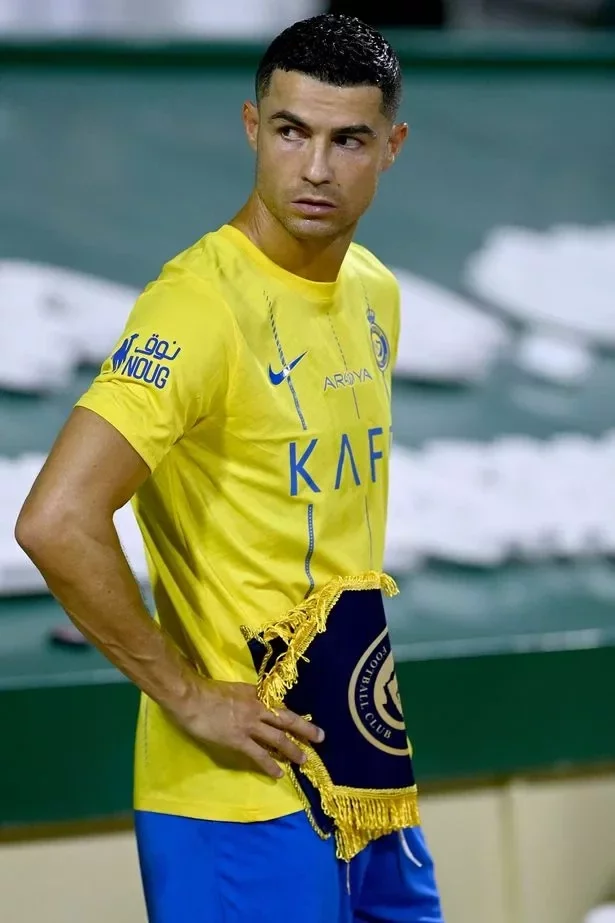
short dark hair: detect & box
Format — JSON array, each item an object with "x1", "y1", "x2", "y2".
[{"x1": 255, "y1": 14, "x2": 402, "y2": 121}]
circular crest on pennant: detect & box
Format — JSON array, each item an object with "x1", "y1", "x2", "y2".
[{"x1": 348, "y1": 627, "x2": 409, "y2": 756}]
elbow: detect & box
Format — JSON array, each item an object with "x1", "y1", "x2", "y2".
[{"x1": 15, "y1": 501, "x2": 70, "y2": 563}]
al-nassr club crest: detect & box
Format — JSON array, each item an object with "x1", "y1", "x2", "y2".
[{"x1": 367, "y1": 305, "x2": 390, "y2": 372}]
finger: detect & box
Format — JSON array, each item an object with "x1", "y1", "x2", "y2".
[
  {"x1": 255, "y1": 724, "x2": 307, "y2": 767},
  {"x1": 241, "y1": 739, "x2": 285, "y2": 780},
  {"x1": 265, "y1": 707, "x2": 325, "y2": 744}
]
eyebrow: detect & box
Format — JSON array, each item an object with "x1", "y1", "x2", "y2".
[{"x1": 269, "y1": 109, "x2": 377, "y2": 138}]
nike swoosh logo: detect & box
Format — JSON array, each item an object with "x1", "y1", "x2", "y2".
[{"x1": 268, "y1": 351, "x2": 308, "y2": 385}]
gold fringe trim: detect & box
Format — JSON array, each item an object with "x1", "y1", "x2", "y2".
[
  {"x1": 242, "y1": 572, "x2": 418, "y2": 861},
  {"x1": 296, "y1": 737, "x2": 421, "y2": 861},
  {"x1": 284, "y1": 757, "x2": 332, "y2": 843},
  {"x1": 241, "y1": 571, "x2": 399, "y2": 711}
]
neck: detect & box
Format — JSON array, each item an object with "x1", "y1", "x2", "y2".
[{"x1": 229, "y1": 191, "x2": 355, "y2": 283}]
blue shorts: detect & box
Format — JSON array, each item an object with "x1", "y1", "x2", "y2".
[{"x1": 135, "y1": 809, "x2": 444, "y2": 923}]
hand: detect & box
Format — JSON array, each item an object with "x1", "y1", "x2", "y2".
[{"x1": 171, "y1": 676, "x2": 325, "y2": 779}]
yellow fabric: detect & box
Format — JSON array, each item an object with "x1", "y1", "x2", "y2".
[{"x1": 76, "y1": 223, "x2": 400, "y2": 823}]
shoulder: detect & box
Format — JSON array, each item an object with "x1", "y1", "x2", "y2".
[
  {"x1": 130, "y1": 232, "x2": 237, "y2": 341},
  {"x1": 346, "y1": 243, "x2": 401, "y2": 367},
  {"x1": 345, "y1": 243, "x2": 400, "y2": 342},
  {"x1": 162, "y1": 227, "x2": 228, "y2": 285},
  {"x1": 345, "y1": 242, "x2": 399, "y2": 297}
]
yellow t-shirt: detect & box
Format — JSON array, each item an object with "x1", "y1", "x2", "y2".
[{"x1": 77, "y1": 224, "x2": 400, "y2": 822}]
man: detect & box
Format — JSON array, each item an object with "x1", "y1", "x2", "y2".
[{"x1": 16, "y1": 13, "x2": 443, "y2": 923}]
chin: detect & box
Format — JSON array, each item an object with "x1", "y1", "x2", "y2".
[{"x1": 283, "y1": 214, "x2": 348, "y2": 241}]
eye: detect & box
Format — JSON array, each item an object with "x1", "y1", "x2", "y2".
[
  {"x1": 335, "y1": 135, "x2": 363, "y2": 150},
  {"x1": 279, "y1": 125, "x2": 304, "y2": 141}
]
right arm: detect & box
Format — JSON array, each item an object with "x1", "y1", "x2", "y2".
[
  {"x1": 15, "y1": 407, "x2": 322, "y2": 778},
  {"x1": 15, "y1": 266, "x2": 323, "y2": 777},
  {"x1": 15, "y1": 406, "x2": 196, "y2": 716}
]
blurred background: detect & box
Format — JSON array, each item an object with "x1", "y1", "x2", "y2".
[{"x1": 0, "y1": 3, "x2": 614, "y2": 923}]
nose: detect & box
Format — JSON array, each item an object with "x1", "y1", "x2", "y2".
[{"x1": 301, "y1": 139, "x2": 333, "y2": 187}]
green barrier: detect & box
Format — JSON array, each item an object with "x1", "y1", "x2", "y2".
[
  {"x1": 0, "y1": 31, "x2": 614, "y2": 69},
  {"x1": 2, "y1": 638, "x2": 614, "y2": 828}
]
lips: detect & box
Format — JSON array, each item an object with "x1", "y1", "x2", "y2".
[
  {"x1": 292, "y1": 198, "x2": 337, "y2": 215},
  {"x1": 294, "y1": 198, "x2": 335, "y2": 207}
]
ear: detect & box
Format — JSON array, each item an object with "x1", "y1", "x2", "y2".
[
  {"x1": 382, "y1": 121, "x2": 408, "y2": 172},
  {"x1": 242, "y1": 100, "x2": 259, "y2": 153}
]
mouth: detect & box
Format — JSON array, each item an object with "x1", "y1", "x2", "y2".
[{"x1": 292, "y1": 198, "x2": 337, "y2": 215}]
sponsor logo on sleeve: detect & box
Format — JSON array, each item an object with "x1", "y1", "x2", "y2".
[{"x1": 110, "y1": 333, "x2": 181, "y2": 390}]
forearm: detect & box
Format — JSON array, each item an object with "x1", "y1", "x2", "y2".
[{"x1": 19, "y1": 513, "x2": 193, "y2": 714}]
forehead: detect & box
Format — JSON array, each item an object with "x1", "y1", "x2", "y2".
[{"x1": 262, "y1": 69, "x2": 386, "y2": 128}]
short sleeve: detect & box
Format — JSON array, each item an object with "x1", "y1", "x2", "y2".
[{"x1": 76, "y1": 266, "x2": 237, "y2": 472}]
